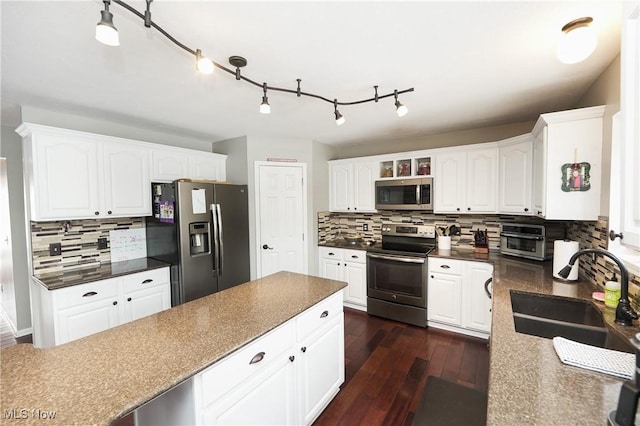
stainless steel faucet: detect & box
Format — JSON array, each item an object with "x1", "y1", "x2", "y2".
[{"x1": 558, "y1": 248, "x2": 638, "y2": 326}]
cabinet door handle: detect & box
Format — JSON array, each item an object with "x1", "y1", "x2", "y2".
[
  {"x1": 94, "y1": 211, "x2": 99, "y2": 216},
  {"x1": 351, "y1": 255, "x2": 359, "y2": 259},
  {"x1": 440, "y1": 264, "x2": 451, "y2": 269},
  {"x1": 524, "y1": 208, "x2": 529, "y2": 212},
  {"x1": 107, "y1": 210, "x2": 112, "y2": 215},
  {"x1": 127, "y1": 297, "x2": 132, "y2": 302},
  {"x1": 431, "y1": 275, "x2": 434, "y2": 279},
  {"x1": 141, "y1": 279, "x2": 154, "y2": 284},
  {"x1": 82, "y1": 291, "x2": 98, "y2": 297},
  {"x1": 484, "y1": 277, "x2": 493, "y2": 299},
  {"x1": 112, "y1": 301, "x2": 118, "y2": 306},
  {"x1": 328, "y1": 252, "x2": 335, "y2": 256},
  {"x1": 249, "y1": 352, "x2": 266, "y2": 365},
  {"x1": 320, "y1": 310, "x2": 329, "y2": 318},
  {"x1": 289, "y1": 355, "x2": 295, "y2": 362},
  {"x1": 301, "y1": 346, "x2": 307, "y2": 353}
]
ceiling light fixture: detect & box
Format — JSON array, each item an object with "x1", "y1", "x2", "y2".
[
  {"x1": 394, "y1": 90, "x2": 408, "y2": 117},
  {"x1": 557, "y1": 17, "x2": 597, "y2": 64},
  {"x1": 95, "y1": 0, "x2": 120, "y2": 46},
  {"x1": 195, "y1": 49, "x2": 215, "y2": 74},
  {"x1": 260, "y1": 83, "x2": 271, "y2": 114},
  {"x1": 334, "y1": 100, "x2": 345, "y2": 126},
  {"x1": 96, "y1": 1, "x2": 414, "y2": 123}
]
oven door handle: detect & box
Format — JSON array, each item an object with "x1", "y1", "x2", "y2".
[
  {"x1": 500, "y1": 233, "x2": 544, "y2": 241},
  {"x1": 366, "y1": 253, "x2": 425, "y2": 264}
]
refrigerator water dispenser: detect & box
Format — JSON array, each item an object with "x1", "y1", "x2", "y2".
[{"x1": 189, "y1": 222, "x2": 210, "y2": 256}]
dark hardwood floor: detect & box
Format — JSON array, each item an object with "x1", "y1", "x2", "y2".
[
  {"x1": 0, "y1": 314, "x2": 32, "y2": 348},
  {"x1": 314, "y1": 308, "x2": 489, "y2": 426},
  {"x1": 1, "y1": 308, "x2": 489, "y2": 426}
]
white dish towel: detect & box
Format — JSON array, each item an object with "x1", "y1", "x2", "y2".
[{"x1": 553, "y1": 336, "x2": 635, "y2": 380}]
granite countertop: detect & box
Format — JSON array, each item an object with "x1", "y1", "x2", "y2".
[
  {"x1": 0, "y1": 271, "x2": 347, "y2": 425},
  {"x1": 432, "y1": 249, "x2": 636, "y2": 425},
  {"x1": 33, "y1": 257, "x2": 171, "y2": 290}
]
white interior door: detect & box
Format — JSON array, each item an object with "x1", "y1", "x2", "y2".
[
  {"x1": 256, "y1": 162, "x2": 307, "y2": 278},
  {"x1": 0, "y1": 158, "x2": 17, "y2": 330}
]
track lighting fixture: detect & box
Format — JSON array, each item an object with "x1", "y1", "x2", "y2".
[
  {"x1": 394, "y1": 90, "x2": 408, "y2": 117},
  {"x1": 95, "y1": 0, "x2": 119, "y2": 47},
  {"x1": 557, "y1": 17, "x2": 597, "y2": 64},
  {"x1": 260, "y1": 83, "x2": 271, "y2": 114},
  {"x1": 334, "y1": 100, "x2": 345, "y2": 126},
  {"x1": 196, "y1": 49, "x2": 215, "y2": 74},
  {"x1": 96, "y1": 1, "x2": 414, "y2": 124}
]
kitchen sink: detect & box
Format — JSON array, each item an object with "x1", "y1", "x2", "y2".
[{"x1": 510, "y1": 290, "x2": 633, "y2": 352}]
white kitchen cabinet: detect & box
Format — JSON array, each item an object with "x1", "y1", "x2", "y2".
[
  {"x1": 329, "y1": 160, "x2": 376, "y2": 212},
  {"x1": 318, "y1": 246, "x2": 367, "y2": 310},
  {"x1": 427, "y1": 258, "x2": 493, "y2": 339},
  {"x1": 189, "y1": 153, "x2": 226, "y2": 182},
  {"x1": 531, "y1": 105, "x2": 605, "y2": 220},
  {"x1": 17, "y1": 123, "x2": 151, "y2": 220},
  {"x1": 434, "y1": 145, "x2": 498, "y2": 213},
  {"x1": 427, "y1": 258, "x2": 463, "y2": 326},
  {"x1": 139, "y1": 292, "x2": 345, "y2": 426},
  {"x1": 151, "y1": 149, "x2": 190, "y2": 182},
  {"x1": 32, "y1": 267, "x2": 170, "y2": 347},
  {"x1": 498, "y1": 134, "x2": 533, "y2": 215}
]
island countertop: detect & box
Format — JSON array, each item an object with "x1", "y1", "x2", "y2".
[
  {"x1": 0, "y1": 271, "x2": 347, "y2": 425},
  {"x1": 430, "y1": 249, "x2": 636, "y2": 425}
]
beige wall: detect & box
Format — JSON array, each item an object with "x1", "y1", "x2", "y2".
[
  {"x1": 574, "y1": 54, "x2": 621, "y2": 216},
  {"x1": 334, "y1": 120, "x2": 535, "y2": 159}
]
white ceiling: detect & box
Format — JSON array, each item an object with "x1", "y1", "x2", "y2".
[{"x1": 0, "y1": 1, "x2": 623, "y2": 147}]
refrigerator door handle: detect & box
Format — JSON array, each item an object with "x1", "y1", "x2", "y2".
[
  {"x1": 210, "y1": 204, "x2": 220, "y2": 274},
  {"x1": 216, "y1": 204, "x2": 224, "y2": 276}
]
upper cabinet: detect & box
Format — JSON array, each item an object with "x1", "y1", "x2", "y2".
[
  {"x1": 531, "y1": 106, "x2": 604, "y2": 220},
  {"x1": 434, "y1": 145, "x2": 498, "y2": 214},
  {"x1": 19, "y1": 124, "x2": 151, "y2": 221},
  {"x1": 329, "y1": 160, "x2": 376, "y2": 212},
  {"x1": 17, "y1": 123, "x2": 227, "y2": 221},
  {"x1": 498, "y1": 134, "x2": 533, "y2": 215},
  {"x1": 151, "y1": 147, "x2": 226, "y2": 182}
]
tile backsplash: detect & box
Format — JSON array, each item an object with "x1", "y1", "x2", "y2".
[{"x1": 31, "y1": 218, "x2": 144, "y2": 275}]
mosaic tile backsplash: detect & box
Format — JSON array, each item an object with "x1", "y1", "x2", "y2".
[
  {"x1": 566, "y1": 217, "x2": 640, "y2": 311},
  {"x1": 31, "y1": 218, "x2": 144, "y2": 274}
]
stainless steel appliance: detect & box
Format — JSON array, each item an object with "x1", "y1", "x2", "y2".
[
  {"x1": 367, "y1": 223, "x2": 436, "y2": 327},
  {"x1": 146, "y1": 180, "x2": 250, "y2": 306},
  {"x1": 375, "y1": 177, "x2": 433, "y2": 211},
  {"x1": 499, "y1": 223, "x2": 565, "y2": 261}
]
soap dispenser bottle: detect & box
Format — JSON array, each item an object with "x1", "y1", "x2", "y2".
[{"x1": 605, "y1": 273, "x2": 622, "y2": 308}]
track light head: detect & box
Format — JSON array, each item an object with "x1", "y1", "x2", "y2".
[
  {"x1": 260, "y1": 83, "x2": 271, "y2": 114},
  {"x1": 394, "y1": 90, "x2": 408, "y2": 117},
  {"x1": 334, "y1": 100, "x2": 345, "y2": 126},
  {"x1": 95, "y1": 1, "x2": 119, "y2": 46},
  {"x1": 195, "y1": 49, "x2": 214, "y2": 74}
]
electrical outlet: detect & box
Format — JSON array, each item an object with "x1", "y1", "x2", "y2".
[
  {"x1": 363, "y1": 224, "x2": 368, "y2": 232},
  {"x1": 49, "y1": 243, "x2": 61, "y2": 256},
  {"x1": 97, "y1": 237, "x2": 108, "y2": 250}
]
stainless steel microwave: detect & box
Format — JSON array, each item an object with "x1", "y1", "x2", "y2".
[{"x1": 375, "y1": 177, "x2": 433, "y2": 211}]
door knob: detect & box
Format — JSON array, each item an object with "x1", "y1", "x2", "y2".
[{"x1": 262, "y1": 244, "x2": 273, "y2": 250}]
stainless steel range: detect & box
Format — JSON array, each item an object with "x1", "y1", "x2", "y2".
[{"x1": 366, "y1": 223, "x2": 436, "y2": 327}]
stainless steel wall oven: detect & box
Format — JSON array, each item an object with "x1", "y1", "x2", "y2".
[{"x1": 367, "y1": 224, "x2": 436, "y2": 327}]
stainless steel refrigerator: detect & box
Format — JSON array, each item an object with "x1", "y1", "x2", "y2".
[{"x1": 146, "y1": 180, "x2": 250, "y2": 306}]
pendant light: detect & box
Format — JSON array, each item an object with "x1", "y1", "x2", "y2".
[
  {"x1": 557, "y1": 17, "x2": 597, "y2": 64},
  {"x1": 260, "y1": 83, "x2": 271, "y2": 114},
  {"x1": 95, "y1": 0, "x2": 120, "y2": 46}
]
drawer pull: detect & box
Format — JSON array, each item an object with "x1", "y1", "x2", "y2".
[
  {"x1": 440, "y1": 265, "x2": 451, "y2": 269},
  {"x1": 249, "y1": 352, "x2": 266, "y2": 365},
  {"x1": 320, "y1": 310, "x2": 329, "y2": 318},
  {"x1": 82, "y1": 291, "x2": 98, "y2": 297},
  {"x1": 351, "y1": 255, "x2": 359, "y2": 259},
  {"x1": 141, "y1": 279, "x2": 154, "y2": 284},
  {"x1": 328, "y1": 252, "x2": 335, "y2": 256}
]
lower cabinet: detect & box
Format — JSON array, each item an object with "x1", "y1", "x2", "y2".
[
  {"x1": 318, "y1": 246, "x2": 367, "y2": 311},
  {"x1": 32, "y1": 267, "x2": 170, "y2": 348},
  {"x1": 427, "y1": 258, "x2": 493, "y2": 339},
  {"x1": 136, "y1": 292, "x2": 345, "y2": 426}
]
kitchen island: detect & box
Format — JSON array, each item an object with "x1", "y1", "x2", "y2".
[
  {"x1": 430, "y1": 249, "x2": 636, "y2": 425},
  {"x1": 0, "y1": 271, "x2": 347, "y2": 425}
]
